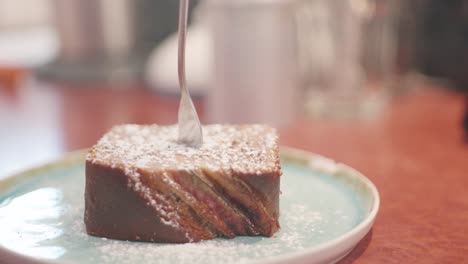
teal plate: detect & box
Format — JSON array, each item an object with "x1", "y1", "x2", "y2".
[{"x1": 0, "y1": 148, "x2": 379, "y2": 264}]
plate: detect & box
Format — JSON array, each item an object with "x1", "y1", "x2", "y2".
[{"x1": 0, "y1": 148, "x2": 379, "y2": 264}]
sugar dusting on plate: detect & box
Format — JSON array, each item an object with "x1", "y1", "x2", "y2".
[{"x1": 70, "y1": 203, "x2": 327, "y2": 264}]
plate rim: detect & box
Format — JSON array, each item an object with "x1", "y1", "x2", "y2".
[
  {"x1": 255, "y1": 147, "x2": 380, "y2": 264},
  {"x1": 0, "y1": 147, "x2": 380, "y2": 264}
]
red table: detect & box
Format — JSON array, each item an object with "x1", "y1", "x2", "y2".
[{"x1": 0, "y1": 79, "x2": 467, "y2": 263}]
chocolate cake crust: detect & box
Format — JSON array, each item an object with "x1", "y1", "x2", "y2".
[{"x1": 85, "y1": 124, "x2": 281, "y2": 243}]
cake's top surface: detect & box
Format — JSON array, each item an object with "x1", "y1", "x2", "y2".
[{"x1": 87, "y1": 124, "x2": 280, "y2": 175}]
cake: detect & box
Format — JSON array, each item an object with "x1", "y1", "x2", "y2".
[{"x1": 85, "y1": 124, "x2": 281, "y2": 243}]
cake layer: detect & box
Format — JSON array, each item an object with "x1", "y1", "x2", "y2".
[
  {"x1": 85, "y1": 124, "x2": 281, "y2": 243},
  {"x1": 85, "y1": 162, "x2": 216, "y2": 243}
]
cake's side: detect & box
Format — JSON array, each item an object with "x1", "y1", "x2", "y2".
[
  {"x1": 85, "y1": 161, "x2": 218, "y2": 243},
  {"x1": 200, "y1": 168, "x2": 280, "y2": 236},
  {"x1": 85, "y1": 124, "x2": 281, "y2": 243},
  {"x1": 161, "y1": 167, "x2": 281, "y2": 238}
]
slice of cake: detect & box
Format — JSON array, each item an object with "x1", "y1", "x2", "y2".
[{"x1": 85, "y1": 124, "x2": 281, "y2": 243}]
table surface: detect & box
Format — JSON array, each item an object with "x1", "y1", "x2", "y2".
[{"x1": 0, "y1": 79, "x2": 467, "y2": 263}]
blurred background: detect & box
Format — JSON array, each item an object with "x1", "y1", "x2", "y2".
[
  {"x1": 0, "y1": 0, "x2": 468, "y2": 176},
  {"x1": 2, "y1": 1, "x2": 468, "y2": 262}
]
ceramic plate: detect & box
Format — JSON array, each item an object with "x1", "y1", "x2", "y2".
[{"x1": 0, "y1": 148, "x2": 379, "y2": 264}]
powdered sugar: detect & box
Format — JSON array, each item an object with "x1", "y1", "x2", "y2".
[{"x1": 87, "y1": 124, "x2": 280, "y2": 176}]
